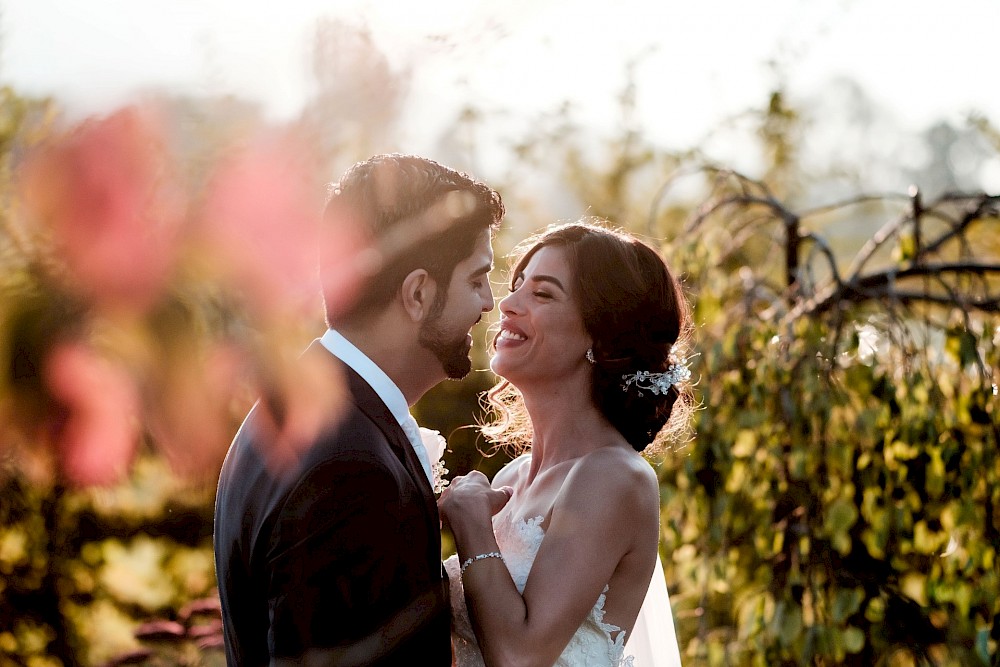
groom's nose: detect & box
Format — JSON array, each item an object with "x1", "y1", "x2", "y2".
[{"x1": 482, "y1": 282, "x2": 495, "y2": 312}]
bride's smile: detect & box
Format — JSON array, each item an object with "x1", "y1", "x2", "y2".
[
  {"x1": 496, "y1": 326, "x2": 527, "y2": 342},
  {"x1": 489, "y1": 246, "x2": 592, "y2": 384}
]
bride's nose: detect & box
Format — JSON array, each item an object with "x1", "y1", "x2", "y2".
[{"x1": 497, "y1": 290, "x2": 520, "y2": 315}]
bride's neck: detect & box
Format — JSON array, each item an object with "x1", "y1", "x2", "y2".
[{"x1": 521, "y1": 386, "x2": 614, "y2": 467}]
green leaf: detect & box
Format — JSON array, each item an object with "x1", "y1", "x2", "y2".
[
  {"x1": 976, "y1": 628, "x2": 991, "y2": 663},
  {"x1": 772, "y1": 600, "x2": 803, "y2": 646},
  {"x1": 825, "y1": 498, "x2": 859, "y2": 536},
  {"x1": 831, "y1": 587, "x2": 865, "y2": 623},
  {"x1": 896, "y1": 234, "x2": 916, "y2": 261},
  {"x1": 732, "y1": 429, "x2": 757, "y2": 458},
  {"x1": 864, "y1": 596, "x2": 886, "y2": 623},
  {"x1": 842, "y1": 626, "x2": 865, "y2": 654},
  {"x1": 945, "y1": 328, "x2": 979, "y2": 367}
]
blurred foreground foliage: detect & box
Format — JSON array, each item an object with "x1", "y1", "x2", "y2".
[
  {"x1": 0, "y1": 83, "x2": 339, "y2": 664},
  {"x1": 1, "y1": 68, "x2": 999, "y2": 667}
]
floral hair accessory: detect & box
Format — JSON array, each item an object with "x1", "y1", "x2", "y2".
[{"x1": 621, "y1": 356, "x2": 694, "y2": 396}]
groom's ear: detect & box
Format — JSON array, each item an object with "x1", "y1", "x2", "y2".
[{"x1": 400, "y1": 269, "x2": 438, "y2": 323}]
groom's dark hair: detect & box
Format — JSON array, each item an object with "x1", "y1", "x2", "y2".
[{"x1": 322, "y1": 154, "x2": 504, "y2": 325}]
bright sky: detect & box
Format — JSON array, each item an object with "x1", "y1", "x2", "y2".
[{"x1": 3, "y1": 0, "x2": 998, "y2": 157}]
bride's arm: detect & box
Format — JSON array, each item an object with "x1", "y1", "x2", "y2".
[{"x1": 441, "y1": 452, "x2": 658, "y2": 667}]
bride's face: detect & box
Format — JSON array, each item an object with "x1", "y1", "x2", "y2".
[{"x1": 490, "y1": 245, "x2": 591, "y2": 385}]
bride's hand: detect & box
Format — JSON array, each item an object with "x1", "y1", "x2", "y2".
[{"x1": 439, "y1": 471, "x2": 512, "y2": 529}]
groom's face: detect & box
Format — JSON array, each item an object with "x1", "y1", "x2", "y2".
[{"x1": 419, "y1": 230, "x2": 495, "y2": 379}]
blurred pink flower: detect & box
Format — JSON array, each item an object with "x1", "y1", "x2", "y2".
[
  {"x1": 19, "y1": 107, "x2": 185, "y2": 312},
  {"x1": 199, "y1": 136, "x2": 320, "y2": 316},
  {"x1": 251, "y1": 348, "x2": 348, "y2": 474},
  {"x1": 147, "y1": 342, "x2": 250, "y2": 480},
  {"x1": 43, "y1": 343, "x2": 141, "y2": 487},
  {"x1": 198, "y1": 134, "x2": 369, "y2": 321}
]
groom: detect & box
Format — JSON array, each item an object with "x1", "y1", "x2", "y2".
[{"x1": 214, "y1": 154, "x2": 504, "y2": 666}]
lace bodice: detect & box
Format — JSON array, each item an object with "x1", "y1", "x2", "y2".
[{"x1": 444, "y1": 513, "x2": 634, "y2": 667}]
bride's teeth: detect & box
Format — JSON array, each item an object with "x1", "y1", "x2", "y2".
[{"x1": 500, "y1": 330, "x2": 526, "y2": 341}]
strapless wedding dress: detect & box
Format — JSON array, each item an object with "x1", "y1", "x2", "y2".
[{"x1": 443, "y1": 513, "x2": 635, "y2": 667}]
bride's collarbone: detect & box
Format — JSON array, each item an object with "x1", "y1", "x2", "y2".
[
  {"x1": 521, "y1": 445, "x2": 632, "y2": 489},
  {"x1": 502, "y1": 460, "x2": 587, "y2": 525},
  {"x1": 516, "y1": 458, "x2": 574, "y2": 494}
]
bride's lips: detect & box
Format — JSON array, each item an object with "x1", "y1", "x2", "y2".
[{"x1": 495, "y1": 321, "x2": 528, "y2": 350}]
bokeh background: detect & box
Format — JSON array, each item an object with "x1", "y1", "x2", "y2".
[{"x1": 1, "y1": 1, "x2": 998, "y2": 665}]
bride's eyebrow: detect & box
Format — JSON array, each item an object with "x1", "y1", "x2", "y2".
[{"x1": 526, "y1": 274, "x2": 566, "y2": 293}]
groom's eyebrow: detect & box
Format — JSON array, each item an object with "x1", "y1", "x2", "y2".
[{"x1": 470, "y1": 262, "x2": 493, "y2": 278}]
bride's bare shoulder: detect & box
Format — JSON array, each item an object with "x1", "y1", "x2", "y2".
[{"x1": 570, "y1": 447, "x2": 658, "y2": 500}]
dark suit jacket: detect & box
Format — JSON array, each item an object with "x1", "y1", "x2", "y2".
[{"x1": 214, "y1": 343, "x2": 451, "y2": 666}]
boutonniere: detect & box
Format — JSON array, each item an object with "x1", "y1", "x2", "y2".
[{"x1": 418, "y1": 427, "x2": 450, "y2": 495}]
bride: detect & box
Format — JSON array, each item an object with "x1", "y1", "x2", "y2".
[{"x1": 439, "y1": 220, "x2": 691, "y2": 666}]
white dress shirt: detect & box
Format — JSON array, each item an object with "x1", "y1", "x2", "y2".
[{"x1": 319, "y1": 329, "x2": 433, "y2": 484}]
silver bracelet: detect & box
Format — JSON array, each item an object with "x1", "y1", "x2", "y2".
[{"x1": 460, "y1": 551, "x2": 505, "y2": 575}]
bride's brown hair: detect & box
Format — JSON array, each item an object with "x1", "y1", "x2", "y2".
[{"x1": 482, "y1": 219, "x2": 695, "y2": 455}]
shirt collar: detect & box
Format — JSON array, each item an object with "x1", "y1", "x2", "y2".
[{"x1": 319, "y1": 329, "x2": 410, "y2": 426}]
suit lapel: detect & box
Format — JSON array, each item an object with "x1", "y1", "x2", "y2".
[
  {"x1": 346, "y1": 368, "x2": 442, "y2": 545},
  {"x1": 308, "y1": 343, "x2": 440, "y2": 528}
]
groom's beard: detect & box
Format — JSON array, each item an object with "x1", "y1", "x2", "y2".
[{"x1": 419, "y1": 312, "x2": 473, "y2": 380}]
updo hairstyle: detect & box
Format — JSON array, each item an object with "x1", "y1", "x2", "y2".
[{"x1": 483, "y1": 219, "x2": 694, "y2": 454}]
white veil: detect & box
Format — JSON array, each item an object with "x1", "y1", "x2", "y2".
[{"x1": 624, "y1": 554, "x2": 683, "y2": 666}]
